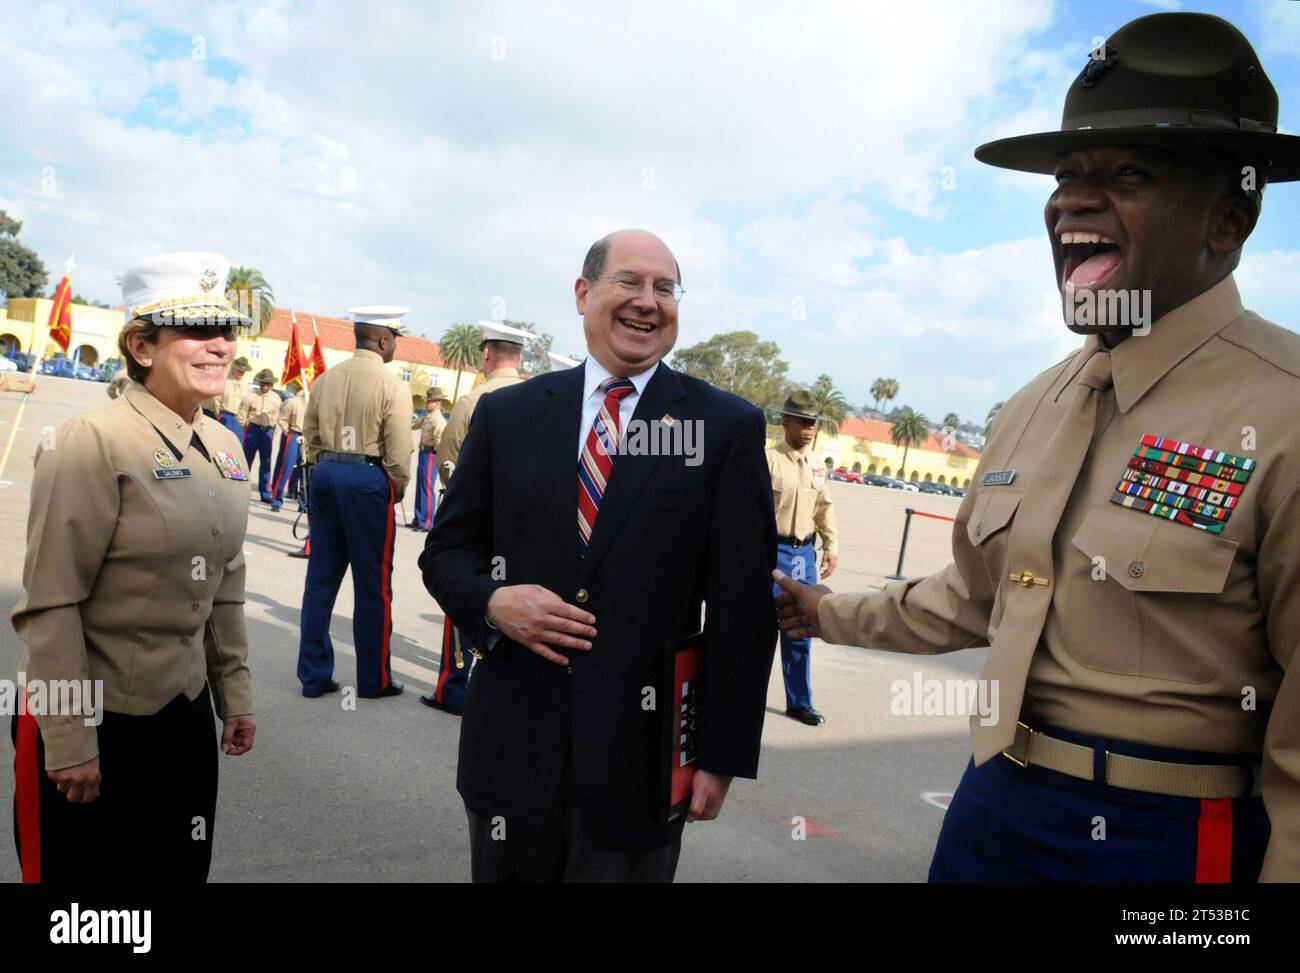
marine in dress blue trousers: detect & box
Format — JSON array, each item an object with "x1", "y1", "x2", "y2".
[
  {"x1": 412, "y1": 448, "x2": 438, "y2": 530},
  {"x1": 242, "y1": 423, "x2": 275, "y2": 502},
  {"x1": 269, "y1": 431, "x2": 301, "y2": 512},
  {"x1": 772, "y1": 542, "x2": 817, "y2": 710}
]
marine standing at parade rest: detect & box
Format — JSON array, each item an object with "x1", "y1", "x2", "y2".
[
  {"x1": 297, "y1": 306, "x2": 413, "y2": 699},
  {"x1": 409, "y1": 385, "x2": 448, "y2": 532},
  {"x1": 776, "y1": 13, "x2": 1300, "y2": 882},
  {"x1": 10, "y1": 251, "x2": 255, "y2": 883},
  {"x1": 766, "y1": 389, "x2": 837, "y2": 726},
  {"x1": 270, "y1": 378, "x2": 306, "y2": 513},
  {"x1": 238, "y1": 368, "x2": 281, "y2": 503},
  {"x1": 420, "y1": 321, "x2": 528, "y2": 715},
  {"x1": 209, "y1": 355, "x2": 251, "y2": 436}
]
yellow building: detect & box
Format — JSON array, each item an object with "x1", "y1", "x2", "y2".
[
  {"x1": 0, "y1": 301, "x2": 477, "y2": 407},
  {"x1": 1, "y1": 298, "x2": 125, "y2": 366},
  {"x1": 767, "y1": 415, "x2": 981, "y2": 488}
]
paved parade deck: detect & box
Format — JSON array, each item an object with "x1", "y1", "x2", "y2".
[{"x1": 0, "y1": 377, "x2": 986, "y2": 882}]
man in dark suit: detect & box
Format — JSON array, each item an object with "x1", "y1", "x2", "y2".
[{"x1": 420, "y1": 228, "x2": 777, "y2": 881}]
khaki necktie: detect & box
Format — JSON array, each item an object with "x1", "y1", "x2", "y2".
[{"x1": 972, "y1": 349, "x2": 1113, "y2": 762}]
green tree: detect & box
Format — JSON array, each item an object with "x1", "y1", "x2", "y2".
[
  {"x1": 0, "y1": 210, "x2": 47, "y2": 300},
  {"x1": 943, "y1": 412, "x2": 960, "y2": 432},
  {"x1": 670, "y1": 331, "x2": 788, "y2": 408},
  {"x1": 985, "y1": 400, "x2": 1006, "y2": 437},
  {"x1": 226, "y1": 266, "x2": 275, "y2": 332},
  {"x1": 809, "y1": 374, "x2": 848, "y2": 450},
  {"x1": 891, "y1": 408, "x2": 931, "y2": 481},
  {"x1": 440, "y1": 322, "x2": 483, "y2": 400},
  {"x1": 869, "y1": 377, "x2": 889, "y2": 414},
  {"x1": 506, "y1": 319, "x2": 554, "y2": 374},
  {"x1": 881, "y1": 377, "x2": 900, "y2": 414}
]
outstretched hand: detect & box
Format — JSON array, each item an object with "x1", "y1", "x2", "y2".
[{"x1": 773, "y1": 569, "x2": 831, "y2": 640}]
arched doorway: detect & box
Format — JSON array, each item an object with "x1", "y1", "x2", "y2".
[
  {"x1": 824, "y1": 457, "x2": 833, "y2": 470},
  {"x1": 963, "y1": 478, "x2": 971, "y2": 488},
  {"x1": 924, "y1": 473, "x2": 933, "y2": 483},
  {"x1": 881, "y1": 466, "x2": 891, "y2": 477},
  {"x1": 0, "y1": 334, "x2": 20, "y2": 356},
  {"x1": 937, "y1": 475, "x2": 946, "y2": 485},
  {"x1": 910, "y1": 471, "x2": 920, "y2": 483},
  {"x1": 867, "y1": 464, "x2": 877, "y2": 475},
  {"x1": 73, "y1": 344, "x2": 99, "y2": 367},
  {"x1": 852, "y1": 462, "x2": 861, "y2": 473}
]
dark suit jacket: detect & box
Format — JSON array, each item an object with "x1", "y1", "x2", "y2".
[{"x1": 419, "y1": 361, "x2": 777, "y2": 851}]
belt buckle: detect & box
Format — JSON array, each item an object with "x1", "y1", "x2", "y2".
[{"x1": 1002, "y1": 721, "x2": 1034, "y2": 768}]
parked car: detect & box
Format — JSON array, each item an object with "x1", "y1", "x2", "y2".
[
  {"x1": 863, "y1": 474, "x2": 893, "y2": 488},
  {"x1": 41, "y1": 356, "x2": 78, "y2": 378},
  {"x1": 6, "y1": 351, "x2": 37, "y2": 372},
  {"x1": 829, "y1": 467, "x2": 864, "y2": 484},
  {"x1": 888, "y1": 478, "x2": 920, "y2": 492},
  {"x1": 916, "y1": 481, "x2": 946, "y2": 494}
]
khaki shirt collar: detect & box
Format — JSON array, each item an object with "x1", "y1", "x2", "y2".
[
  {"x1": 1058, "y1": 275, "x2": 1244, "y2": 414},
  {"x1": 353, "y1": 349, "x2": 383, "y2": 363},
  {"x1": 486, "y1": 367, "x2": 520, "y2": 381},
  {"x1": 124, "y1": 382, "x2": 209, "y2": 458},
  {"x1": 775, "y1": 440, "x2": 807, "y2": 463}
]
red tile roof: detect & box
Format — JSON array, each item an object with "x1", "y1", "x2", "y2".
[
  {"x1": 259, "y1": 308, "x2": 472, "y2": 371},
  {"x1": 838, "y1": 416, "x2": 980, "y2": 458}
]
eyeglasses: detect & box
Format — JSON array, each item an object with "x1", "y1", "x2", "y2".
[
  {"x1": 170, "y1": 324, "x2": 238, "y2": 340},
  {"x1": 590, "y1": 272, "x2": 684, "y2": 305}
]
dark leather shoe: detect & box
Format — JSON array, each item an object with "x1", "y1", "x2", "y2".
[
  {"x1": 786, "y1": 706, "x2": 826, "y2": 726},
  {"x1": 419, "y1": 692, "x2": 462, "y2": 716},
  {"x1": 363, "y1": 680, "x2": 404, "y2": 699},
  {"x1": 303, "y1": 679, "x2": 340, "y2": 699}
]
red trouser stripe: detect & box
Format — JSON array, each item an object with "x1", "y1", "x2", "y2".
[
  {"x1": 435, "y1": 615, "x2": 454, "y2": 701},
  {"x1": 422, "y1": 452, "x2": 435, "y2": 528},
  {"x1": 14, "y1": 692, "x2": 41, "y2": 883},
  {"x1": 1195, "y1": 797, "x2": 1233, "y2": 883},
  {"x1": 379, "y1": 479, "x2": 395, "y2": 689},
  {"x1": 271, "y1": 433, "x2": 297, "y2": 498}
]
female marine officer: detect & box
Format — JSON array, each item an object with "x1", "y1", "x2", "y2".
[{"x1": 10, "y1": 252, "x2": 257, "y2": 883}]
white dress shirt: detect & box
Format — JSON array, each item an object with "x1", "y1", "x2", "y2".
[{"x1": 577, "y1": 356, "x2": 659, "y2": 459}]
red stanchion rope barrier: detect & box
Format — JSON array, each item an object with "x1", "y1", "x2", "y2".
[{"x1": 911, "y1": 510, "x2": 956, "y2": 523}]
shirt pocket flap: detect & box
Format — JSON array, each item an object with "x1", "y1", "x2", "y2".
[
  {"x1": 967, "y1": 488, "x2": 1022, "y2": 546},
  {"x1": 1070, "y1": 506, "x2": 1237, "y2": 594}
]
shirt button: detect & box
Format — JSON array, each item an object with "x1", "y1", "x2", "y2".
[
  {"x1": 211, "y1": 527, "x2": 220, "y2": 536},
  {"x1": 191, "y1": 602, "x2": 201, "y2": 611},
  {"x1": 1128, "y1": 561, "x2": 1145, "y2": 579},
  {"x1": 208, "y1": 489, "x2": 217, "y2": 499},
  {"x1": 181, "y1": 635, "x2": 192, "y2": 645},
  {"x1": 575, "y1": 588, "x2": 589, "y2": 604}
]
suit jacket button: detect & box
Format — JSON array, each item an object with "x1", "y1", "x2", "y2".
[
  {"x1": 575, "y1": 588, "x2": 589, "y2": 604},
  {"x1": 1128, "y1": 561, "x2": 1145, "y2": 579}
]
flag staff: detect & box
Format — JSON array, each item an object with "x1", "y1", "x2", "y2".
[{"x1": 0, "y1": 254, "x2": 74, "y2": 484}]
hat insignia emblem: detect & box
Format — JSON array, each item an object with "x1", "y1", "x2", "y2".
[
  {"x1": 1080, "y1": 46, "x2": 1119, "y2": 88},
  {"x1": 199, "y1": 269, "x2": 219, "y2": 292}
]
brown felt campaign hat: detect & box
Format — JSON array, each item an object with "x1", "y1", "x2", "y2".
[
  {"x1": 780, "y1": 389, "x2": 821, "y2": 421},
  {"x1": 975, "y1": 13, "x2": 1300, "y2": 182}
]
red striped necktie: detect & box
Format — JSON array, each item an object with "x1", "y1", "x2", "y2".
[{"x1": 577, "y1": 377, "x2": 636, "y2": 554}]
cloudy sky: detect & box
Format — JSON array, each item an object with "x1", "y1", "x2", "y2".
[{"x1": 2, "y1": 0, "x2": 1298, "y2": 423}]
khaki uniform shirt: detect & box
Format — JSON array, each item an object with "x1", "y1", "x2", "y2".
[
  {"x1": 303, "y1": 348, "x2": 412, "y2": 498},
  {"x1": 209, "y1": 375, "x2": 249, "y2": 416},
  {"x1": 278, "y1": 392, "x2": 306, "y2": 435},
  {"x1": 766, "y1": 441, "x2": 837, "y2": 555},
  {"x1": 237, "y1": 388, "x2": 281, "y2": 428},
  {"x1": 414, "y1": 408, "x2": 446, "y2": 451},
  {"x1": 817, "y1": 276, "x2": 1300, "y2": 880},
  {"x1": 438, "y1": 368, "x2": 522, "y2": 486},
  {"x1": 11, "y1": 383, "x2": 253, "y2": 771}
]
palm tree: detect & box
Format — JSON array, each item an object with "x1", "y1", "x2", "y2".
[
  {"x1": 439, "y1": 323, "x2": 483, "y2": 399},
  {"x1": 943, "y1": 412, "x2": 960, "y2": 432},
  {"x1": 809, "y1": 374, "x2": 848, "y2": 450},
  {"x1": 870, "y1": 377, "x2": 889, "y2": 414},
  {"x1": 891, "y1": 408, "x2": 930, "y2": 481},
  {"x1": 881, "y1": 378, "x2": 900, "y2": 415},
  {"x1": 225, "y1": 266, "x2": 275, "y2": 332},
  {"x1": 985, "y1": 401, "x2": 1006, "y2": 437}
]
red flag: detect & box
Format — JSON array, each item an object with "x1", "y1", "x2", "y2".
[
  {"x1": 281, "y1": 313, "x2": 305, "y2": 386},
  {"x1": 306, "y1": 333, "x2": 327, "y2": 388},
  {"x1": 47, "y1": 275, "x2": 73, "y2": 354}
]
